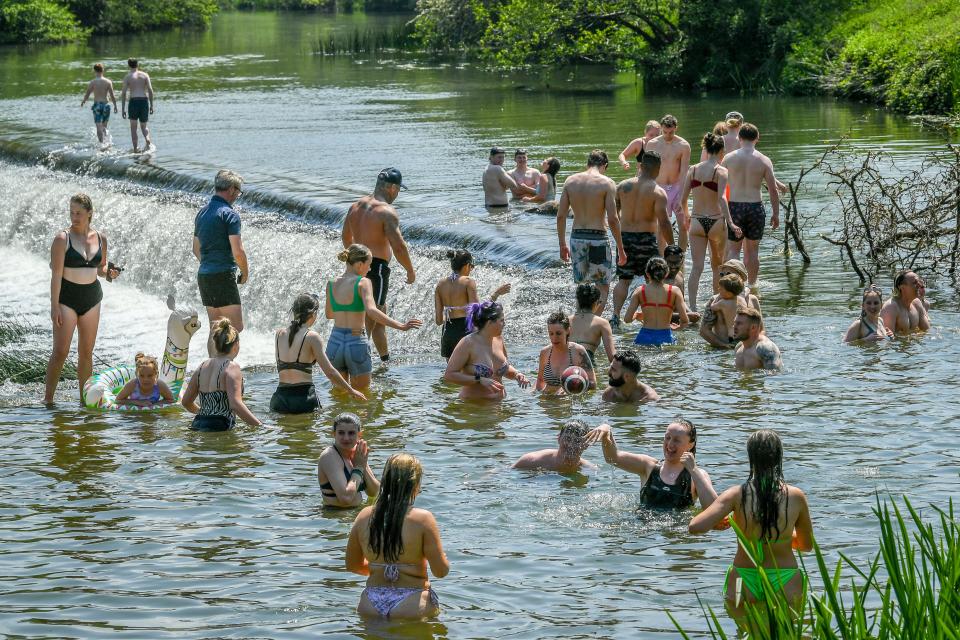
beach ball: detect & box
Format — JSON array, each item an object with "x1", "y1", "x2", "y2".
[{"x1": 561, "y1": 366, "x2": 589, "y2": 396}]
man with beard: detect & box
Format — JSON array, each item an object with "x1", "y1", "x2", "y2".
[
  {"x1": 602, "y1": 349, "x2": 659, "y2": 403},
  {"x1": 734, "y1": 306, "x2": 783, "y2": 371},
  {"x1": 513, "y1": 419, "x2": 597, "y2": 473}
]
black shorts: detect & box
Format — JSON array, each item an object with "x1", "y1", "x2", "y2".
[
  {"x1": 270, "y1": 383, "x2": 320, "y2": 414},
  {"x1": 441, "y1": 317, "x2": 469, "y2": 358},
  {"x1": 191, "y1": 414, "x2": 234, "y2": 431},
  {"x1": 617, "y1": 231, "x2": 660, "y2": 280},
  {"x1": 198, "y1": 271, "x2": 241, "y2": 308},
  {"x1": 128, "y1": 98, "x2": 149, "y2": 122},
  {"x1": 366, "y1": 257, "x2": 391, "y2": 307},
  {"x1": 728, "y1": 202, "x2": 766, "y2": 241},
  {"x1": 58, "y1": 278, "x2": 103, "y2": 316}
]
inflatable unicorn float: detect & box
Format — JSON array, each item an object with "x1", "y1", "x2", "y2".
[{"x1": 83, "y1": 295, "x2": 201, "y2": 411}]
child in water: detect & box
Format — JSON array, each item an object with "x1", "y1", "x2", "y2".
[
  {"x1": 115, "y1": 353, "x2": 175, "y2": 407},
  {"x1": 708, "y1": 274, "x2": 745, "y2": 344},
  {"x1": 844, "y1": 284, "x2": 893, "y2": 342}
]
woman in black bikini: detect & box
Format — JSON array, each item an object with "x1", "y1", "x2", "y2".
[
  {"x1": 271, "y1": 293, "x2": 366, "y2": 414},
  {"x1": 44, "y1": 193, "x2": 121, "y2": 404},
  {"x1": 681, "y1": 133, "x2": 742, "y2": 312},
  {"x1": 535, "y1": 310, "x2": 595, "y2": 394},
  {"x1": 318, "y1": 412, "x2": 380, "y2": 508}
]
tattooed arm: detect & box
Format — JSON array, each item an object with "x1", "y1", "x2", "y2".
[{"x1": 756, "y1": 337, "x2": 783, "y2": 371}]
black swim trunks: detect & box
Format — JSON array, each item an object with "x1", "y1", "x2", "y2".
[
  {"x1": 728, "y1": 202, "x2": 766, "y2": 241},
  {"x1": 197, "y1": 270, "x2": 241, "y2": 308},
  {"x1": 617, "y1": 231, "x2": 659, "y2": 280},
  {"x1": 441, "y1": 317, "x2": 469, "y2": 358},
  {"x1": 128, "y1": 97, "x2": 149, "y2": 122},
  {"x1": 366, "y1": 257, "x2": 391, "y2": 307}
]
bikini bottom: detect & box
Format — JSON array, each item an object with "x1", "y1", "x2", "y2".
[{"x1": 362, "y1": 586, "x2": 439, "y2": 618}]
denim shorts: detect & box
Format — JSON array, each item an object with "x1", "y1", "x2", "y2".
[{"x1": 325, "y1": 328, "x2": 372, "y2": 376}]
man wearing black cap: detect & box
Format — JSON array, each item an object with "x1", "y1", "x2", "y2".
[
  {"x1": 341, "y1": 167, "x2": 415, "y2": 363},
  {"x1": 483, "y1": 146, "x2": 536, "y2": 207}
]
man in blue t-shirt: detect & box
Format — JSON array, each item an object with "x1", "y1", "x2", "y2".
[{"x1": 193, "y1": 169, "x2": 250, "y2": 355}]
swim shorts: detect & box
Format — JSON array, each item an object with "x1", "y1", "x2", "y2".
[
  {"x1": 270, "y1": 383, "x2": 320, "y2": 414},
  {"x1": 326, "y1": 327, "x2": 373, "y2": 376},
  {"x1": 634, "y1": 326, "x2": 675, "y2": 346},
  {"x1": 569, "y1": 228, "x2": 611, "y2": 285},
  {"x1": 728, "y1": 202, "x2": 766, "y2": 241},
  {"x1": 617, "y1": 231, "x2": 659, "y2": 280},
  {"x1": 92, "y1": 101, "x2": 111, "y2": 124},
  {"x1": 662, "y1": 183, "x2": 682, "y2": 217},
  {"x1": 441, "y1": 317, "x2": 469, "y2": 358},
  {"x1": 128, "y1": 97, "x2": 149, "y2": 122},
  {"x1": 366, "y1": 257, "x2": 391, "y2": 307},
  {"x1": 197, "y1": 270, "x2": 241, "y2": 308}
]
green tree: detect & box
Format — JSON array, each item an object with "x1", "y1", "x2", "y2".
[{"x1": 0, "y1": 0, "x2": 89, "y2": 43}]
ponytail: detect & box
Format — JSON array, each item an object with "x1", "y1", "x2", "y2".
[
  {"x1": 288, "y1": 293, "x2": 320, "y2": 346},
  {"x1": 211, "y1": 318, "x2": 239, "y2": 355}
]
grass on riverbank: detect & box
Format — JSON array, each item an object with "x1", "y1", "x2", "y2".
[
  {"x1": 671, "y1": 494, "x2": 960, "y2": 638},
  {"x1": 0, "y1": 318, "x2": 72, "y2": 384}
]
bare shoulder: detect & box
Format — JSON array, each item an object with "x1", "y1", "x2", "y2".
[
  {"x1": 595, "y1": 316, "x2": 611, "y2": 331},
  {"x1": 756, "y1": 336, "x2": 783, "y2": 369},
  {"x1": 410, "y1": 507, "x2": 438, "y2": 525},
  {"x1": 676, "y1": 136, "x2": 691, "y2": 149}
]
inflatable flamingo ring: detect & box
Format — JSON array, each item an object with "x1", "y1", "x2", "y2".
[{"x1": 83, "y1": 295, "x2": 201, "y2": 411}]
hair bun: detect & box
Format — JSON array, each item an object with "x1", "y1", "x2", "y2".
[
  {"x1": 337, "y1": 249, "x2": 349, "y2": 262},
  {"x1": 135, "y1": 351, "x2": 146, "y2": 362},
  {"x1": 446, "y1": 249, "x2": 455, "y2": 259}
]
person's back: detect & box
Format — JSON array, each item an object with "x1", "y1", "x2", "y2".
[
  {"x1": 329, "y1": 272, "x2": 366, "y2": 332},
  {"x1": 724, "y1": 146, "x2": 769, "y2": 203},
  {"x1": 124, "y1": 69, "x2": 150, "y2": 97},
  {"x1": 194, "y1": 195, "x2": 240, "y2": 275},
  {"x1": 733, "y1": 483, "x2": 806, "y2": 570},
  {"x1": 636, "y1": 282, "x2": 676, "y2": 330},
  {"x1": 344, "y1": 195, "x2": 393, "y2": 261},
  {"x1": 619, "y1": 175, "x2": 667, "y2": 235},
  {"x1": 436, "y1": 276, "x2": 473, "y2": 319},
  {"x1": 90, "y1": 76, "x2": 112, "y2": 102},
  {"x1": 564, "y1": 169, "x2": 614, "y2": 231}
]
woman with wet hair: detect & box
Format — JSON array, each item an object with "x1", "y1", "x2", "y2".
[
  {"x1": 843, "y1": 284, "x2": 893, "y2": 342},
  {"x1": 523, "y1": 157, "x2": 561, "y2": 204},
  {"x1": 586, "y1": 419, "x2": 717, "y2": 509},
  {"x1": 271, "y1": 293, "x2": 366, "y2": 414},
  {"x1": 318, "y1": 412, "x2": 380, "y2": 508},
  {"x1": 536, "y1": 310, "x2": 595, "y2": 393},
  {"x1": 434, "y1": 249, "x2": 511, "y2": 359},
  {"x1": 346, "y1": 453, "x2": 449, "y2": 619},
  {"x1": 444, "y1": 300, "x2": 530, "y2": 400},
  {"x1": 624, "y1": 257, "x2": 689, "y2": 346},
  {"x1": 45, "y1": 193, "x2": 122, "y2": 404},
  {"x1": 689, "y1": 429, "x2": 814, "y2": 631},
  {"x1": 569, "y1": 283, "x2": 615, "y2": 365},
  {"x1": 182, "y1": 317, "x2": 261, "y2": 430}
]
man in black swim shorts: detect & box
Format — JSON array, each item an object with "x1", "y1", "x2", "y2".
[{"x1": 120, "y1": 58, "x2": 155, "y2": 152}]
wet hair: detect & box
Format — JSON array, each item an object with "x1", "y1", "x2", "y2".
[
  {"x1": 742, "y1": 429, "x2": 786, "y2": 540},
  {"x1": 587, "y1": 150, "x2": 609, "y2": 168},
  {"x1": 738, "y1": 123, "x2": 759, "y2": 141},
  {"x1": 645, "y1": 257, "x2": 669, "y2": 283},
  {"x1": 664, "y1": 244, "x2": 684, "y2": 262},
  {"x1": 369, "y1": 453, "x2": 423, "y2": 563},
  {"x1": 211, "y1": 318, "x2": 239, "y2": 355},
  {"x1": 514, "y1": 148, "x2": 528, "y2": 158},
  {"x1": 737, "y1": 305, "x2": 763, "y2": 326},
  {"x1": 660, "y1": 114, "x2": 678, "y2": 128},
  {"x1": 671, "y1": 417, "x2": 697, "y2": 454},
  {"x1": 466, "y1": 300, "x2": 503, "y2": 332},
  {"x1": 546, "y1": 310, "x2": 570, "y2": 332},
  {"x1": 644, "y1": 120, "x2": 661, "y2": 134},
  {"x1": 288, "y1": 293, "x2": 320, "y2": 347},
  {"x1": 719, "y1": 273, "x2": 745, "y2": 296},
  {"x1": 332, "y1": 411, "x2": 361, "y2": 431},
  {"x1": 543, "y1": 157, "x2": 561, "y2": 190},
  {"x1": 127, "y1": 58, "x2": 138, "y2": 69},
  {"x1": 338, "y1": 243, "x2": 372, "y2": 265},
  {"x1": 712, "y1": 121, "x2": 729, "y2": 137},
  {"x1": 575, "y1": 283, "x2": 601, "y2": 311},
  {"x1": 702, "y1": 132, "x2": 725, "y2": 155},
  {"x1": 639, "y1": 149, "x2": 661, "y2": 170},
  {"x1": 613, "y1": 349, "x2": 641, "y2": 375},
  {"x1": 892, "y1": 269, "x2": 915, "y2": 298},
  {"x1": 447, "y1": 249, "x2": 473, "y2": 273},
  {"x1": 558, "y1": 419, "x2": 590, "y2": 458},
  {"x1": 93, "y1": 63, "x2": 104, "y2": 73},
  {"x1": 134, "y1": 352, "x2": 159, "y2": 377},
  {"x1": 70, "y1": 193, "x2": 93, "y2": 213},
  {"x1": 214, "y1": 169, "x2": 243, "y2": 192}
]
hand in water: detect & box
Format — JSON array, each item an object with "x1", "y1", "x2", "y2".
[
  {"x1": 515, "y1": 372, "x2": 530, "y2": 389},
  {"x1": 680, "y1": 452, "x2": 697, "y2": 472},
  {"x1": 401, "y1": 319, "x2": 422, "y2": 331},
  {"x1": 349, "y1": 387, "x2": 367, "y2": 401}
]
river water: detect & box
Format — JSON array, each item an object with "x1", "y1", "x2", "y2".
[{"x1": 0, "y1": 11, "x2": 958, "y2": 639}]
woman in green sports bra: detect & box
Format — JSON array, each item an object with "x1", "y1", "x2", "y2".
[
  {"x1": 688, "y1": 429, "x2": 814, "y2": 632},
  {"x1": 326, "y1": 244, "x2": 422, "y2": 389}
]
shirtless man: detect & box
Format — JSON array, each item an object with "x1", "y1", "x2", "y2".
[
  {"x1": 483, "y1": 146, "x2": 536, "y2": 206},
  {"x1": 611, "y1": 150, "x2": 672, "y2": 326},
  {"x1": 513, "y1": 419, "x2": 597, "y2": 473},
  {"x1": 719, "y1": 111, "x2": 788, "y2": 196},
  {"x1": 734, "y1": 307, "x2": 783, "y2": 371},
  {"x1": 643, "y1": 115, "x2": 691, "y2": 252},
  {"x1": 80, "y1": 63, "x2": 118, "y2": 145},
  {"x1": 341, "y1": 167, "x2": 415, "y2": 363},
  {"x1": 602, "y1": 349, "x2": 659, "y2": 403},
  {"x1": 557, "y1": 150, "x2": 627, "y2": 315},
  {"x1": 618, "y1": 120, "x2": 661, "y2": 173},
  {"x1": 880, "y1": 269, "x2": 931, "y2": 335},
  {"x1": 722, "y1": 124, "x2": 779, "y2": 286},
  {"x1": 508, "y1": 148, "x2": 541, "y2": 197},
  {"x1": 120, "y1": 58, "x2": 154, "y2": 152}
]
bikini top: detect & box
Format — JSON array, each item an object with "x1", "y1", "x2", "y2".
[
  {"x1": 368, "y1": 562, "x2": 419, "y2": 583},
  {"x1": 474, "y1": 361, "x2": 509, "y2": 379},
  {"x1": 543, "y1": 345, "x2": 573, "y2": 387},
  {"x1": 635, "y1": 140, "x2": 645, "y2": 163},
  {"x1": 690, "y1": 166, "x2": 719, "y2": 192},
  {"x1": 639, "y1": 285, "x2": 674, "y2": 310},
  {"x1": 442, "y1": 274, "x2": 473, "y2": 321},
  {"x1": 320, "y1": 446, "x2": 366, "y2": 498},
  {"x1": 276, "y1": 330, "x2": 315, "y2": 373},
  {"x1": 63, "y1": 231, "x2": 102, "y2": 268},
  {"x1": 639, "y1": 461, "x2": 693, "y2": 509},
  {"x1": 328, "y1": 277, "x2": 365, "y2": 313}
]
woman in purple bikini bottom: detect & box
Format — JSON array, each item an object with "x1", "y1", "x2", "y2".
[{"x1": 346, "y1": 453, "x2": 450, "y2": 619}]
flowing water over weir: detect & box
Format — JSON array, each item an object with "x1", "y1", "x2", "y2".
[{"x1": 1, "y1": 11, "x2": 959, "y2": 639}]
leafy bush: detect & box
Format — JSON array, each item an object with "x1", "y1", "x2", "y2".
[{"x1": 0, "y1": 0, "x2": 89, "y2": 43}]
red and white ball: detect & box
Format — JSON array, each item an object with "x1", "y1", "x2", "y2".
[{"x1": 561, "y1": 366, "x2": 589, "y2": 396}]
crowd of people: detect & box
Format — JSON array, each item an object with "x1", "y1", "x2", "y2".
[{"x1": 52, "y1": 69, "x2": 935, "y2": 630}]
